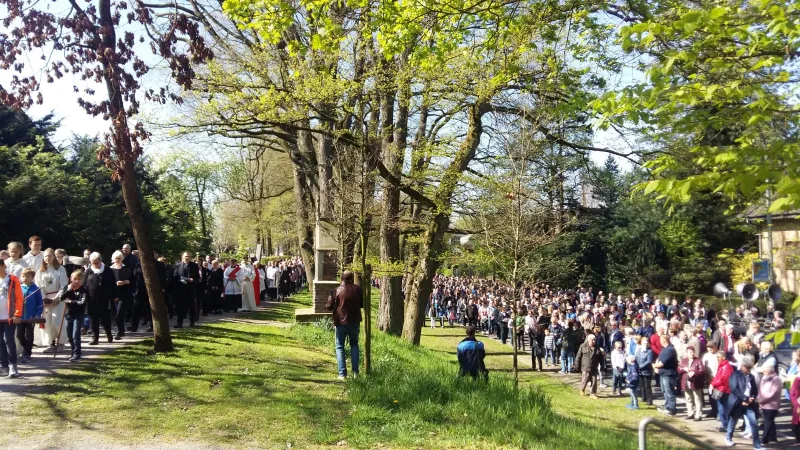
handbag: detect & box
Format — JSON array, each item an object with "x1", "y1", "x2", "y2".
[
  {"x1": 531, "y1": 338, "x2": 545, "y2": 357},
  {"x1": 711, "y1": 388, "x2": 724, "y2": 401}
]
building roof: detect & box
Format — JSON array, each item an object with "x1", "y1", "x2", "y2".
[{"x1": 743, "y1": 203, "x2": 800, "y2": 221}]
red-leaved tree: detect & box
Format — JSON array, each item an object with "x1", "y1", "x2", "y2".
[{"x1": 0, "y1": 0, "x2": 213, "y2": 351}]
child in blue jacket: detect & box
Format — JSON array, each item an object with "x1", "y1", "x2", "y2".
[
  {"x1": 18, "y1": 267, "x2": 44, "y2": 363},
  {"x1": 625, "y1": 354, "x2": 640, "y2": 410}
]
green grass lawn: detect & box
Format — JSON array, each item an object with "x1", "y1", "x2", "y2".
[
  {"x1": 420, "y1": 325, "x2": 669, "y2": 439},
  {"x1": 6, "y1": 291, "x2": 687, "y2": 449}
]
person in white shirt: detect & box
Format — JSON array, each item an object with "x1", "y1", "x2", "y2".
[
  {"x1": 611, "y1": 341, "x2": 627, "y2": 395},
  {"x1": 5, "y1": 242, "x2": 29, "y2": 278},
  {"x1": 222, "y1": 258, "x2": 244, "y2": 312},
  {"x1": 524, "y1": 309, "x2": 537, "y2": 346},
  {"x1": 240, "y1": 259, "x2": 257, "y2": 312},
  {"x1": 266, "y1": 262, "x2": 278, "y2": 300},
  {"x1": 255, "y1": 261, "x2": 267, "y2": 304},
  {"x1": 35, "y1": 248, "x2": 69, "y2": 352},
  {"x1": 23, "y1": 235, "x2": 44, "y2": 270}
]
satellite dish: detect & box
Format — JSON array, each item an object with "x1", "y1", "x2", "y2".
[
  {"x1": 713, "y1": 282, "x2": 731, "y2": 297},
  {"x1": 741, "y1": 283, "x2": 759, "y2": 301},
  {"x1": 767, "y1": 284, "x2": 782, "y2": 301}
]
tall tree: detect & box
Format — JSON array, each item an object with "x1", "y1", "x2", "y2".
[
  {"x1": 595, "y1": 0, "x2": 800, "y2": 211},
  {"x1": 162, "y1": 153, "x2": 221, "y2": 252},
  {"x1": 473, "y1": 128, "x2": 560, "y2": 387},
  {"x1": 593, "y1": 156, "x2": 623, "y2": 209},
  {"x1": 0, "y1": 0, "x2": 212, "y2": 351},
  {"x1": 221, "y1": 142, "x2": 294, "y2": 256}
]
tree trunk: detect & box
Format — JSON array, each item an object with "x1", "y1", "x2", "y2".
[
  {"x1": 288, "y1": 133, "x2": 317, "y2": 284},
  {"x1": 377, "y1": 201, "x2": 400, "y2": 328},
  {"x1": 292, "y1": 163, "x2": 315, "y2": 285},
  {"x1": 98, "y1": 0, "x2": 172, "y2": 351},
  {"x1": 196, "y1": 178, "x2": 207, "y2": 238},
  {"x1": 120, "y1": 160, "x2": 174, "y2": 352},
  {"x1": 378, "y1": 68, "x2": 409, "y2": 336},
  {"x1": 401, "y1": 103, "x2": 485, "y2": 345},
  {"x1": 317, "y1": 133, "x2": 334, "y2": 218},
  {"x1": 401, "y1": 214, "x2": 449, "y2": 344},
  {"x1": 266, "y1": 228, "x2": 273, "y2": 256}
]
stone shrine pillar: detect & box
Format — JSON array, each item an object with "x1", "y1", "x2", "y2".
[{"x1": 311, "y1": 219, "x2": 340, "y2": 314}]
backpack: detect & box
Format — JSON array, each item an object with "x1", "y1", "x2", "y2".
[{"x1": 561, "y1": 331, "x2": 571, "y2": 349}]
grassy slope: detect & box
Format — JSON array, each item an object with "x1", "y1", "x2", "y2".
[
  {"x1": 10, "y1": 295, "x2": 343, "y2": 449},
  {"x1": 7, "y1": 292, "x2": 685, "y2": 450},
  {"x1": 421, "y1": 326, "x2": 666, "y2": 440}
]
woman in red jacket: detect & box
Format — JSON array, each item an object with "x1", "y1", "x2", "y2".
[
  {"x1": 0, "y1": 258, "x2": 23, "y2": 378},
  {"x1": 711, "y1": 351, "x2": 734, "y2": 432}
]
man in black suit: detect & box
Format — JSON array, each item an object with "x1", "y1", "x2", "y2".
[
  {"x1": 173, "y1": 251, "x2": 200, "y2": 328},
  {"x1": 206, "y1": 259, "x2": 225, "y2": 314},
  {"x1": 85, "y1": 252, "x2": 117, "y2": 345},
  {"x1": 130, "y1": 251, "x2": 168, "y2": 333},
  {"x1": 121, "y1": 243, "x2": 140, "y2": 268}
]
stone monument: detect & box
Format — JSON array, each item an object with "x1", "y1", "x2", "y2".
[{"x1": 295, "y1": 218, "x2": 339, "y2": 321}]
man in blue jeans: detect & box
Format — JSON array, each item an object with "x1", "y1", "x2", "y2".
[
  {"x1": 325, "y1": 271, "x2": 363, "y2": 380},
  {"x1": 0, "y1": 258, "x2": 23, "y2": 378},
  {"x1": 725, "y1": 356, "x2": 762, "y2": 449},
  {"x1": 654, "y1": 334, "x2": 678, "y2": 416},
  {"x1": 59, "y1": 270, "x2": 87, "y2": 362}
]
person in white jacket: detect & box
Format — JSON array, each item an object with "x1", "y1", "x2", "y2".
[
  {"x1": 239, "y1": 259, "x2": 257, "y2": 312},
  {"x1": 5, "y1": 241, "x2": 29, "y2": 278},
  {"x1": 23, "y1": 235, "x2": 44, "y2": 270},
  {"x1": 35, "y1": 248, "x2": 69, "y2": 352},
  {"x1": 611, "y1": 341, "x2": 627, "y2": 396},
  {"x1": 222, "y1": 259, "x2": 244, "y2": 312},
  {"x1": 255, "y1": 261, "x2": 267, "y2": 304}
]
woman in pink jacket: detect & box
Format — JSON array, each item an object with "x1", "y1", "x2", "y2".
[
  {"x1": 792, "y1": 369, "x2": 800, "y2": 442},
  {"x1": 757, "y1": 360, "x2": 782, "y2": 445}
]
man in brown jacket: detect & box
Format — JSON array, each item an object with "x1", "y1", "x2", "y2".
[
  {"x1": 575, "y1": 334, "x2": 604, "y2": 398},
  {"x1": 326, "y1": 271, "x2": 363, "y2": 379}
]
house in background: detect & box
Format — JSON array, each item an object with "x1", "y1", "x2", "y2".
[{"x1": 744, "y1": 205, "x2": 800, "y2": 296}]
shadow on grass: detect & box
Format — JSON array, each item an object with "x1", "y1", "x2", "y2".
[
  {"x1": 10, "y1": 321, "x2": 346, "y2": 446},
  {"x1": 285, "y1": 325, "x2": 689, "y2": 450},
  {"x1": 247, "y1": 290, "x2": 310, "y2": 323}
]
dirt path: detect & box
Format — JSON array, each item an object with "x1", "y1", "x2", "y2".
[
  {"x1": 468, "y1": 328, "x2": 800, "y2": 450},
  {"x1": 0, "y1": 303, "x2": 288, "y2": 450}
]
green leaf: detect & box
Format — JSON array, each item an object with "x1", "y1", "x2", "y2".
[
  {"x1": 792, "y1": 295, "x2": 800, "y2": 312},
  {"x1": 768, "y1": 197, "x2": 793, "y2": 213},
  {"x1": 709, "y1": 7, "x2": 727, "y2": 19},
  {"x1": 311, "y1": 34, "x2": 323, "y2": 51},
  {"x1": 643, "y1": 180, "x2": 661, "y2": 195},
  {"x1": 774, "y1": 329, "x2": 786, "y2": 347}
]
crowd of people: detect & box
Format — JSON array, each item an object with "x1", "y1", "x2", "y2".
[
  {"x1": 0, "y1": 235, "x2": 305, "y2": 372},
  {"x1": 435, "y1": 275, "x2": 799, "y2": 449},
  {"x1": 4, "y1": 237, "x2": 800, "y2": 447}
]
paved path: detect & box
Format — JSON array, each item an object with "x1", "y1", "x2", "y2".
[
  {"x1": 470, "y1": 328, "x2": 800, "y2": 450},
  {"x1": 0, "y1": 303, "x2": 287, "y2": 450}
]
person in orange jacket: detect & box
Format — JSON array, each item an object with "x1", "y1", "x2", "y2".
[{"x1": 0, "y1": 257, "x2": 24, "y2": 378}]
